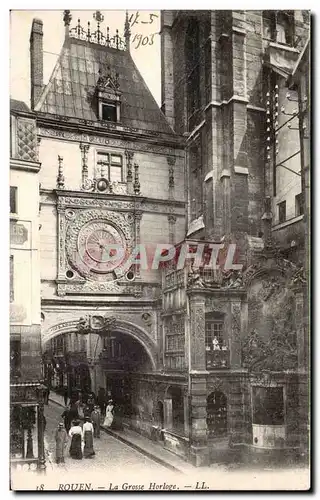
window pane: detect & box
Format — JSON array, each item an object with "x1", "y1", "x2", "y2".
[
  {"x1": 110, "y1": 165, "x2": 122, "y2": 182},
  {"x1": 111, "y1": 154, "x2": 122, "y2": 165},
  {"x1": 10, "y1": 187, "x2": 17, "y2": 214},
  {"x1": 102, "y1": 104, "x2": 116, "y2": 122}
]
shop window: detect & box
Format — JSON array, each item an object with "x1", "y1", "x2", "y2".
[
  {"x1": 207, "y1": 391, "x2": 227, "y2": 437},
  {"x1": 278, "y1": 200, "x2": 286, "y2": 224},
  {"x1": 97, "y1": 152, "x2": 123, "y2": 182},
  {"x1": 252, "y1": 386, "x2": 284, "y2": 425},
  {"x1": 10, "y1": 339, "x2": 21, "y2": 377},
  {"x1": 295, "y1": 193, "x2": 304, "y2": 216}
]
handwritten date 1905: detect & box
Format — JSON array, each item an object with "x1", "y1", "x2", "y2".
[{"x1": 131, "y1": 32, "x2": 159, "y2": 49}]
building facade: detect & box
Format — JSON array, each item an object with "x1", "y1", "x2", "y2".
[
  {"x1": 10, "y1": 99, "x2": 45, "y2": 472},
  {"x1": 12, "y1": 10, "x2": 310, "y2": 470},
  {"x1": 160, "y1": 10, "x2": 310, "y2": 465},
  {"x1": 33, "y1": 11, "x2": 186, "y2": 445}
]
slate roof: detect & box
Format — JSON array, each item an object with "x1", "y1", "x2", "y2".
[
  {"x1": 10, "y1": 98, "x2": 31, "y2": 113},
  {"x1": 36, "y1": 37, "x2": 174, "y2": 135}
]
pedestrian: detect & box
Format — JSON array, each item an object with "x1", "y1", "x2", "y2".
[
  {"x1": 63, "y1": 386, "x2": 69, "y2": 406},
  {"x1": 55, "y1": 422, "x2": 68, "y2": 464},
  {"x1": 44, "y1": 386, "x2": 50, "y2": 405},
  {"x1": 87, "y1": 392, "x2": 95, "y2": 413},
  {"x1": 97, "y1": 387, "x2": 106, "y2": 417},
  {"x1": 83, "y1": 417, "x2": 95, "y2": 458},
  {"x1": 91, "y1": 406, "x2": 101, "y2": 438},
  {"x1": 69, "y1": 402, "x2": 79, "y2": 423},
  {"x1": 69, "y1": 420, "x2": 83, "y2": 459},
  {"x1": 61, "y1": 406, "x2": 72, "y2": 433},
  {"x1": 83, "y1": 405, "x2": 91, "y2": 419},
  {"x1": 103, "y1": 399, "x2": 114, "y2": 428}
]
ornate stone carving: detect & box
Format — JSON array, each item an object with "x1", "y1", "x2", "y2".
[
  {"x1": 290, "y1": 265, "x2": 307, "y2": 287},
  {"x1": 258, "y1": 276, "x2": 281, "y2": 301},
  {"x1": 57, "y1": 155, "x2": 65, "y2": 189},
  {"x1": 134, "y1": 163, "x2": 141, "y2": 195},
  {"x1": 125, "y1": 150, "x2": 134, "y2": 184},
  {"x1": 38, "y1": 127, "x2": 182, "y2": 157},
  {"x1": 63, "y1": 197, "x2": 135, "y2": 211},
  {"x1": 79, "y1": 142, "x2": 90, "y2": 186},
  {"x1": 77, "y1": 314, "x2": 117, "y2": 334},
  {"x1": 207, "y1": 377, "x2": 225, "y2": 393},
  {"x1": 221, "y1": 269, "x2": 244, "y2": 289},
  {"x1": 205, "y1": 299, "x2": 228, "y2": 313},
  {"x1": 167, "y1": 156, "x2": 175, "y2": 194},
  {"x1": 242, "y1": 328, "x2": 297, "y2": 372},
  {"x1": 62, "y1": 208, "x2": 134, "y2": 284}
]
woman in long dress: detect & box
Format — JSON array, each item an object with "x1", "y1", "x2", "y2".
[
  {"x1": 69, "y1": 420, "x2": 83, "y2": 459},
  {"x1": 83, "y1": 417, "x2": 95, "y2": 458},
  {"x1": 103, "y1": 399, "x2": 114, "y2": 428}
]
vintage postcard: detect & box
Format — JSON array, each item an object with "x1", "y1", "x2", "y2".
[{"x1": 9, "y1": 8, "x2": 310, "y2": 491}]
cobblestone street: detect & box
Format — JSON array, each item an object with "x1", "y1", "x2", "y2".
[{"x1": 43, "y1": 401, "x2": 170, "y2": 483}]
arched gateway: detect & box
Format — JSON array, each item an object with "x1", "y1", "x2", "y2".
[
  {"x1": 42, "y1": 317, "x2": 158, "y2": 371},
  {"x1": 42, "y1": 317, "x2": 158, "y2": 415}
]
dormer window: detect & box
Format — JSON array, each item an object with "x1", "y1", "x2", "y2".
[
  {"x1": 102, "y1": 103, "x2": 117, "y2": 122},
  {"x1": 96, "y1": 66, "x2": 121, "y2": 122}
]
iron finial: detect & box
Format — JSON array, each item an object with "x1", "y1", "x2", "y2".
[
  {"x1": 63, "y1": 10, "x2": 72, "y2": 26},
  {"x1": 124, "y1": 10, "x2": 131, "y2": 51},
  {"x1": 93, "y1": 11, "x2": 104, "y2": 23}
]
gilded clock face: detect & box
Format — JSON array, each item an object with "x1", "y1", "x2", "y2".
[{"x1": 77, "y1": 220, "x2": 126, "y2": 276}]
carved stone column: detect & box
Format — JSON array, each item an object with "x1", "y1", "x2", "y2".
[
  {"x1": 134, "y1": 163, "x2": 141, "y2": 195},
  {"x1": 80, "y1": 142, "x2": 90, "y2": 187},
  {"x1": 37, "y1": 388, "x2": 46, "y2": 472},
  {"x1": 163, "y1": 397, "x2": 173, "y2": 429},
  {"x1": 37, "y1": 137, "x2": 41, "y2": 162},
  {"x1": 188, "y1": 292, "x2": 209, "y2": 466},
  {"x1": 167, "y1": 214, "x2": 176, "y2": 244},
  {"x1": 57, "y1": 199, "x2": 66, "y2": 282},
  {"x1": 125, "y1": 150, "x2": 134, "y2": 194},
  {"x1": 230, "y1": 298, "x2": 242, "y2": 369},
  {"x1": 189, "y1": 292, "x2": 206, "y2": 370},
  {"x1": 134, "y1": 211, "x2": 142, "y2": 278},
  {"x1": 167, "y1": 156, "x2": 175, "y2": 200},
  {"x1": 56, "y1": 155, "x2": 65, "y2": 189}
]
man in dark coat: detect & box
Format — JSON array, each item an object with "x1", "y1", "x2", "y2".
[
  {"x1": 91, "y1": 406, "x2": 101, "y2": 438},
  {"x1": 61, "y1": 406, "x2": 72, "y2": 433}
]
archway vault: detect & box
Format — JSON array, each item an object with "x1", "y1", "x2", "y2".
[{"x1": 42, "y1": 317, "x2": 158, "y2": 371}]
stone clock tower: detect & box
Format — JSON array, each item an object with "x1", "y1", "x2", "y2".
[{"x1": 32, "y1": 11, "x2": 186, "y2": 422}]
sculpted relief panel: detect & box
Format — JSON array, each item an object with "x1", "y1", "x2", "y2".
[{"x1": 242, "y1": 272, "x2": 297, "y2": 371}]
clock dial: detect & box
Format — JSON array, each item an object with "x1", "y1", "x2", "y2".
[
  {"x1": 77, "y1": 220, "x2": 126, "y2": 276},
  {"x1": 86, "y1": 229, "x2": 117, "y2": 263}
]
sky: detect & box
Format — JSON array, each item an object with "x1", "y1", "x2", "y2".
[{"x1": 10, "y1": 9, "x2": 161, "y2": 107}]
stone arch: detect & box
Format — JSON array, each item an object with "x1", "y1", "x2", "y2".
[{"x1": 42, "y1": 317, "x2": 158, "y2": 371}]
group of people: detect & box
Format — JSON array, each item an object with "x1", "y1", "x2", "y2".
[{"x1": 54, "y1": 392, "x2": 115, "y2": 464}]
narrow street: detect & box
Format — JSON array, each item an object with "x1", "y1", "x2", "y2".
[{"x1": 43, "y1": 401, "x2": 170, "y2": 480}]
